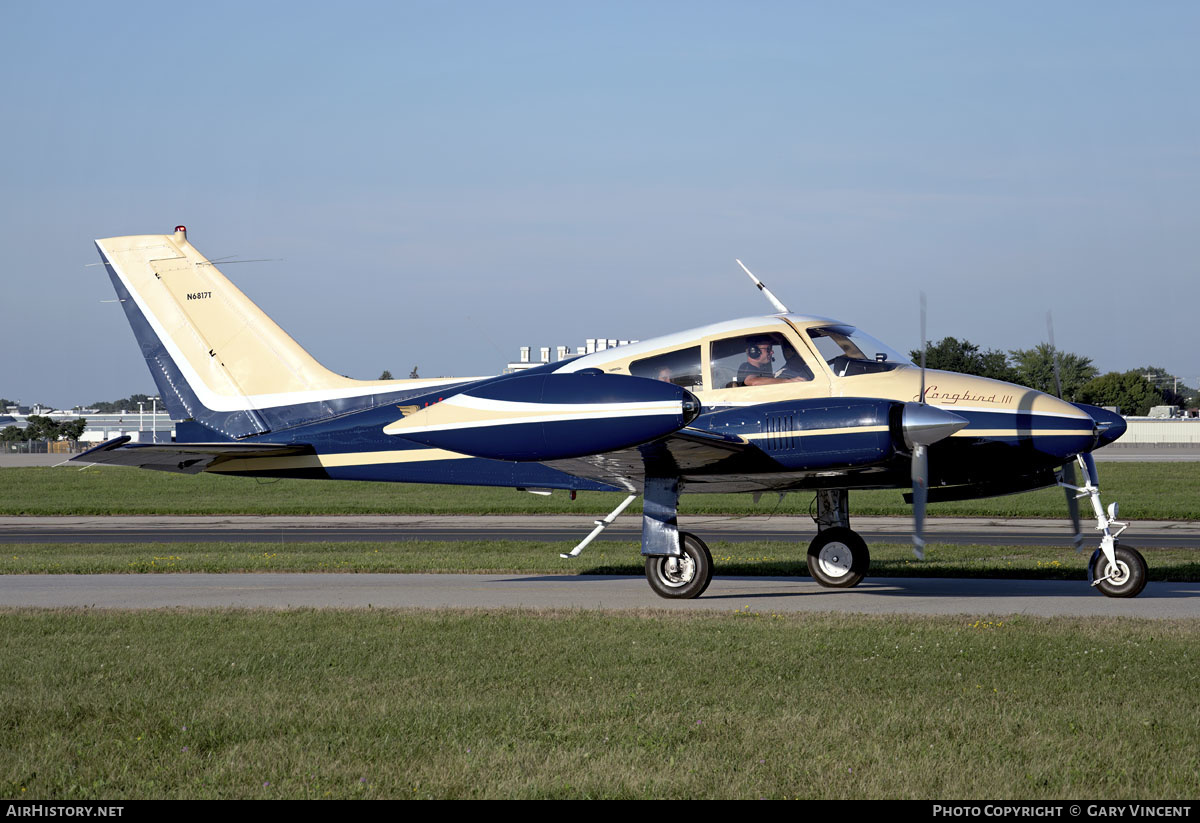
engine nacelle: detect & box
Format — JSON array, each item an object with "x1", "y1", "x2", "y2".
[
  {"x1": 696, "y1": 397, "x2": 900, "y2": 470},
  {"x1": 383, "y1": 371, "x2": 701, "y2": 461}
]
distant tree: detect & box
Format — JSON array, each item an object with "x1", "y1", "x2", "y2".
[
  {"x1": 59, "y1": 418, "x2": 87, "y2": 441},
  {"x1": 378, "y1": 370, "x2": 394, "y2": 381},
  {"x1": 0, "y1": 398, "x2": 17, "y2": 410},
  {"x1": 86, "y1": 393, "x2": 152, "y2": 413},
  {"x1": 1131, "y1": 366, "x2": 1190, "y2": 407},
  {"x1": 1008, "y1": 344, "x2": 1097, "y2": 400},
  {"x1": 910, "y1": 337, "x2": 1018, "y2": 382},
  {"x1": 0, "y1": 426, "x2": 24, "y2": 442},
  {"x1": 22, "y1": 415, "x2": 61, "y2": 441},
  {"x1": 1077, "y1": 371, "x2": 1165, "y2": 417}
]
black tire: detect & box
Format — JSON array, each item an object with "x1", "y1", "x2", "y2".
[
  {"x1": 1094, "y1": 544, "x2": 1148, "y2": 599},
  {"x1": 645, "y1": 531, "x2": 713, "y2": 599},
  {"x1": 807, "y1": 527, "x2": 870, "y2": 588}
]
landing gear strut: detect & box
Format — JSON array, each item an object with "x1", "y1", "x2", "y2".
[
  {"x1": 809, "y1": 489, "x2": 869, "y2": 588},
  {"x1": 1059, "y1": 453, "x2": 1148, "y2": 598}
]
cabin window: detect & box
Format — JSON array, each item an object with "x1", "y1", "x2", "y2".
[
  {"x1": 709, "y1": 333, "x2": 813, "y2": 388},
  {"x1": 807, "y1": 325, "x2": 910, "y2": 377},
  {"x1": 629, "y1": 346, "x2": 703, "y2": 389}
]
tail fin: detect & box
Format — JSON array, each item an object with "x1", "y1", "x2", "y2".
[{"x1": 97, "y1": 226, "x2": 452, "y2": 438}]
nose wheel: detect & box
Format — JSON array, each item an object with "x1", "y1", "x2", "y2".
[
  {"x1": 807, "y1": 527, "x2": 870, "y2": 588},
  {"x1": 1090, "y1": 544, "x2": 1148, "y2": 599}
]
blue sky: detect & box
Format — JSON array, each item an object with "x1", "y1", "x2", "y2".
[{"x1": 2, "y1": 1, "x2": 1198, "y2": 406}]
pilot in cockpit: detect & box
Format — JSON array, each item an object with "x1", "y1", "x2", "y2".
[{"x1": 737, "y1": 336, "x2": 812, "y2": 387}]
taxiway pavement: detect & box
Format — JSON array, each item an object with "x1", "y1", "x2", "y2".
[
  {"x1": 2, "y1": 514, "x2": 1197, "y2": 548},
  {"x1": 2, "y1": 572, "x2": 1197, "y2": 617}
]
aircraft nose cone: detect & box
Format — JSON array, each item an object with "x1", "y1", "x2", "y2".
[
  {"x1": 901, "y1": 403, "x2": 969, "y2": 449},
  {"x1": 1073, "y1": 402, "x2": 1127, "y2": 447}
]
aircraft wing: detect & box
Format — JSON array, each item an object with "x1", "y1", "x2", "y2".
[
  {"x1": 544, "y1": 397, "x2": 924, "y2": 494},
  {"x1": 543, "y1": 427, "x2": 781, "y2": 493},
  {"x1": 71, "y1": 436, "x2": 315, "y2": 474}
]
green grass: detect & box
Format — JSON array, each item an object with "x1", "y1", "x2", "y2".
[
  {"x1": 3, "y1": 540, "x2": 1199, "y2": 580},
  {"x1": 1, "y1": 463, "x2": 1198, "y2": 518},
  {"x1": 2, "y1": 609, "x2": 1198, "y2": 799}
]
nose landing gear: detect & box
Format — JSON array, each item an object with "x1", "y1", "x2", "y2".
[{"x1": 1059, "y1": 453, "x2": 1148, "y2": 598}]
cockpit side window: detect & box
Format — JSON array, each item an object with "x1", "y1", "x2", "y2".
[
  {"x1": 807, "y1": 325, "x2": 908, "y2": 377},
  {"x1": 709, "y1": 333, "x2": 813, "y2": 388},
  {"x1": 630, "y1": 346, "x2": 703, "y2": 390}
]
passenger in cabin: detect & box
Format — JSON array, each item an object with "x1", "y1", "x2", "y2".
[{"x1": 655, "y1": 366, "x2": 674, "y2": 383}]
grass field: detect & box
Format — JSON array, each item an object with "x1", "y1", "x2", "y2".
[
  {"x1": 1, "y1": 463, "x2": 1198, "y2": 519},
  {"x1": 3, "y1": 463, "x2": 1196, "y2": 801},
  {"x1": 3, "y1": 609, "x2": 1198, "y2": 800},
  {"x1": 3, "y1": 539, "x2": 1200, "y2": 580}
]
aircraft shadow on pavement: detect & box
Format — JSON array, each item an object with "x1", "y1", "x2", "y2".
[{"x1": 491, "y1": 574, "x2": 1197, "y2": 601}]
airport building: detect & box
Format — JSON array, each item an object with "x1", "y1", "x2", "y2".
[
  {"x1": 2, "y1": 404, "x2": 174, "y2": 449},
  {"x1": 504, "y1": 337, "x2": 637, "y2": 373}
]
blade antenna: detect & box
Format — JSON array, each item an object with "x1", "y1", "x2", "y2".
[
  {"x1": 1048, "y1": 311, "x2": 1084, "y2": 549},
  {"x1": 197, "y1": 258, "x2": 282, "y2": 266},
  {"x1": 735, "y1": 259, "x2": 790, "y2": 314}
]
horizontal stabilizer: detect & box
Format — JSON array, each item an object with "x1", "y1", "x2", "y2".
[{"x1": 71, "y1": 436, "x2": 314, "y2": 474}]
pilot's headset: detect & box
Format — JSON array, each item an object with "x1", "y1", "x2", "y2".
[{"x1": 747, "y1": 337, "x2": 775, "y2": 361}]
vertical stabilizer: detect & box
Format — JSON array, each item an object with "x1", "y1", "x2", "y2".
[{"x1": 96, "y1": 227, "x2": 456, "y2": 437}]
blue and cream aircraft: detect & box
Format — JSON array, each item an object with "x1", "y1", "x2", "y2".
[{"x1": 76, "y1": 226, "x2": 1145, "y2": 599}]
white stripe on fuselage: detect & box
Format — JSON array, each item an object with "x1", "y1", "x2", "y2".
[{"x1": 384, "y1": 401, "x2": 683, "y2": 436}]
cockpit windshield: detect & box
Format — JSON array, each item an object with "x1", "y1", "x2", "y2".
[{"x1": 806, "y1": 325, "x2": 912, "y2": 378}]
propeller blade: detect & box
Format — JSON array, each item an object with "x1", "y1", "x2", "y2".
[
  {"x1": 919, "y1": 292, "x2": 927, "y2": 403},
  {"x1": 1061, "y1": 461, "x2": 1084, "y2": 551},
  {"x1": 911, "y1": 293, "x2": 933, "y2": 560},
  {"x1": 1048, "y1": 313, "x2": 1084, "y2": 549},
  {"x1": 912, "y1": 443, "x2": 928, "y2": 560},
  {"x1": 1047, "y1": 310, "x2": 1064, "y2": 399}
]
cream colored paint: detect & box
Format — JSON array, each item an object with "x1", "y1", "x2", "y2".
[
  {"x1": 214, "y1": 447, "x2": 473, "y2": 473},
  {"x1": 565, "y1": 314, "x2": 1090, "y2": 424},
  {"x1": 97, "y1": 231, "x2": 480, "y2": 412}
]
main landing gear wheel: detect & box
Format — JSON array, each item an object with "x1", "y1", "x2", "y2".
[
  {"x1": 645, "y1": 531, "x2": 713, "y2": 600},
  {"x1": 807, "y1": 527, "x2": 870, "y2": 588},
  {"x1": 1092, "y1": 545, "x2": 1148, "y2": 599}
]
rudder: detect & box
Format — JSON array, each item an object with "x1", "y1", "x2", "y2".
[{"x1": 96, "y1": 226, "x2": 440, "y2": 438}]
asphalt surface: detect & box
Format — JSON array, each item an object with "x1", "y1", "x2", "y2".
[
  {"x1": 3, "y1": 515, "x2": 1197, "y2": 617},
  {"x1": 3, "y1": 514, "x2": 1197, "y2": 548},
  {"x1": 2, "y1": 572, "x2": 1197, "y2": 617}
]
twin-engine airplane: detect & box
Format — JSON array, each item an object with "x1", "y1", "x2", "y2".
[{"x1": 76, "y1": 227, "x2": 1146, "y2": 599}]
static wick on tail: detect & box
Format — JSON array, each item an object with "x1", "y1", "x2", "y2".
[{"x1": 735, "y1": 259, "x2": 790, "y2": 314}]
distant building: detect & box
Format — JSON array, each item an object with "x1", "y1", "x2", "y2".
[
  {"x1": 1, "y1": 408, "x2": 174, "y2": 445},
  {"x1": 503, "y1": 337, "x2": 638, "y2": 373}
]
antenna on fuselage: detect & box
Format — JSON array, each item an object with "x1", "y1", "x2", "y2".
[{"x1": 735, "y1": 259, "x2": 790, "y2": 314}]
